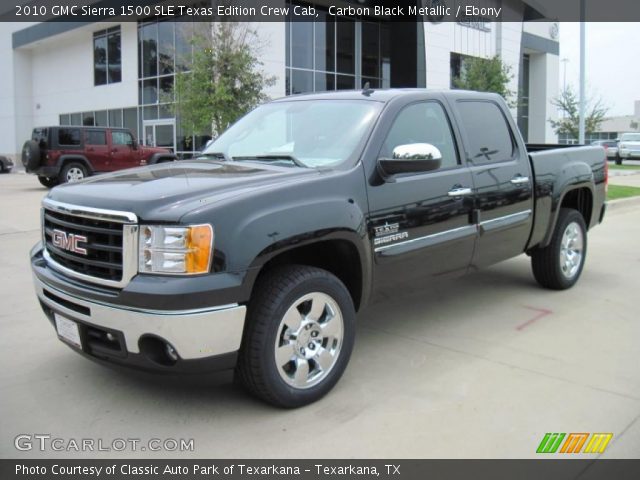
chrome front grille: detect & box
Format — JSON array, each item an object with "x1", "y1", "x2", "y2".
[{"x1": 42, "y1": 199, "x2": 138, "y2": 288}]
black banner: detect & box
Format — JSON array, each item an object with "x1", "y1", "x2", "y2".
[
  {"x1": 2, "y1": 460, "x2": 640, "y2": 480},
  {"x1": 2, "y1": 0, "x2": 640, "y2": 23}
]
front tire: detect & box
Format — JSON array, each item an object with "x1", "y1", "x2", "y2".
[
  {"x1": 59, "y1": 162, "x2": 88, "y2": 184},
  {"x1": 236, "y1": 265, "x2": 355, "y2": 408},
  {"x1": 531, "y1": 208, "x2": 587, "y2": 290}
]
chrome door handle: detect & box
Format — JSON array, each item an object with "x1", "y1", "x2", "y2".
[
  {"x1": 511, "y1": 176, "x2": 530, "y2": 185},
  {"x1": 448, "y1": 187, "x2": 473, "y2": 197}
]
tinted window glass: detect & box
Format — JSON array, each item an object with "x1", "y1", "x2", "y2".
[
  {"x1": 291, "y1": 21, "x2": 312, "y2": 69},
  {"x1": 112, "y1": 131, "x2": 133, "y2": 146},
  {"x1": 93, "y1": 35, "x2": 107, "y2": 86},
  {"x1": 58, "y1": 129, "x2": 81, "y2": 146},
  {"x1": 94, "y1": 27, "x2": 121, "y2": 86},
  {"x1": 86, "y1": 130, "x2": 107, "y2": 145},
  {"x1": 108, "y1": 30, "x2": 121, "y2": 83},
  {"x1": 456, "y1": 101, "x2": 514, "y2": 163},
  {"x1": 381, "y1": 102, "x2": 459, "y2": 169}
]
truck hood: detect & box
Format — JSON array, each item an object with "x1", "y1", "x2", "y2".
[{"x1": 46, "y1": 160, "x2": 320, "y2": 222}]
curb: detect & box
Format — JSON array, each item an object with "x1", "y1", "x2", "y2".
[{"x1": 607, "y1": 195, "x2": 640, "y2": 211}]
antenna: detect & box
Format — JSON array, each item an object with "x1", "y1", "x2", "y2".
[{"x1": 362, "y1": 81, "x2": 374, "y2": 97}]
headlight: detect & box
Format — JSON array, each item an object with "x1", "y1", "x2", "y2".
[{"x1": 139, "y1": 224, "x2": 213, "y2": 275}]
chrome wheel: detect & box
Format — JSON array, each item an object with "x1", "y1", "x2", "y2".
[
  {"x1": 559, "y1": 221, "x2": 584, "y2": 279},
  {"x1": 274, "y1": 292, "x2": 344, "y2": 389},
  {"x1": 66, "y1": 167, "x2": 85, "y2": 182}
]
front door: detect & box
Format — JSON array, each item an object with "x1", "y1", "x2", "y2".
[
  {"x1": 84, "y1": 129, "x2": 111, "y2": 172},
  {"x1": 110, "y1": 129, "x2": 139, "y2": 170},
  {"x1": 367, "y1": 100, "x2": 477, "y2": 294},
  {"x1": 143, "y1": 121, "x2": 176, "y2": 152}
]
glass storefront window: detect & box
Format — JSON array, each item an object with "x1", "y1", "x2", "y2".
[
  {"x1": 158, "y1": 21, "x2": 175, "y2": 75},
  {"x1": 289, "y1": 69, "x2": 313, "y2": 95},
  {"x1": 336, "y1": 20, "x2": 355, "y2": 75},
  {"x1": 95, "y1": 110, "x2": 108, "y2": 127},
  {"x1": 314, "y1": 12, "x2": 334, "y2": 72},
  {"x1": 82, "y1": 112, "x2": 95, "y2": 126},
  {"x1": 109, "y1": 109, "x2": 123, "y2": 128},
  {"x1": 94, "y1": 27, "x2": 121, "y2": 86},
  {"x1": 140, "y1": 22, "x2": 158, "y2": 78},
  {"x1": 286, "y1": 2, "x2": 390, "y2": 95},
  {"x1": 140, "y1": 79, "x2": 158, "y2": 104},
  {"x1": 107, "y1": 29, "x2": 121, "y2": 83},
  {"x1": 291, "y1": 21, "x2": 313, "y2": 69}
]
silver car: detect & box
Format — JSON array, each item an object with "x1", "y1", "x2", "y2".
[{"x1": 618, "y1": 133, "x2": 640, "y2": 162}]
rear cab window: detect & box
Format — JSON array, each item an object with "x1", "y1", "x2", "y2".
[{"x1": 455, "y1": 101, "x2": 515, "y2": 164}]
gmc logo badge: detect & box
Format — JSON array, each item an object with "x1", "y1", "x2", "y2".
[{"x1": 52, "y1": 229, "x2": 88, "y2": 255}]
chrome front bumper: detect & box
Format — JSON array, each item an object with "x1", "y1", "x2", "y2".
[{"x1": 34, "y1": 274, "x2": 246, "y2": 361}]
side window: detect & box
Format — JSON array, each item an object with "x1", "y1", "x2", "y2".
[
  {"x1": 456, "y1": 101, "x2": 515, "y2": 163},
  {"x1": 58, "y1": 128, "x2": 81, "y2": 146},
  {"x1": 86, "y1": 130, "x2": 107, "y2": 145},
  {"x1": 112, "y1": 131, "x2": 133, "y2": 146},
  {"x1": 381, "y1": 102, "x2": 459, "y2": 170}
]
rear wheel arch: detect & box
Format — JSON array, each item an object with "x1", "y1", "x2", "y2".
[
  {"x1": 58, "y1": 155, "x2": 93, "y2": 174},
  {"x1": 541, "y1": 185, "x2": 593, "y2": 248}
]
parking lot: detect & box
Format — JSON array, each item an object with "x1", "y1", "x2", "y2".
[{"x1": 0, "y1": 171, "x2": 639, "y2": 459}]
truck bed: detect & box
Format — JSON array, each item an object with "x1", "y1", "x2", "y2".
[{"x1": 526, "y1": 145, "x2": 607, "y2": 250}]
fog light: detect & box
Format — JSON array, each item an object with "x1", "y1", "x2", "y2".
[{"x1": 106, "y1": 333, "x2": 116, "y2": 342}]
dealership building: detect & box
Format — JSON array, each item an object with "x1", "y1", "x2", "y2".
[{"x1": 0, "y1": 0, "x2": 560, "y2": 162}]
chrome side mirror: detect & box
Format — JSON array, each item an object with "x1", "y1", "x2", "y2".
[{"x1": 378, "y1": 143, "x2": 443, "y2": 179}]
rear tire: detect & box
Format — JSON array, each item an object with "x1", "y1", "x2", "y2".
[
  {"x1": 38, "y1": 176, "x2": 59, "y2": 189},
  {"x1": 59, "y1": 162, "x2": 88, "y2": 184},
  {"x1": 531, "y1": 208, "x2": 587, "y2": 290},
  {"x1": 236, "y1": 265, "x2": 355, "y2": 408}
]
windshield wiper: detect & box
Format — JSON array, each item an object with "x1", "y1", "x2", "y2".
[
  {"x1": 199, "y1": 152, "x2": 231, "y2": 162},
  {"x1": 233, "y1": 154, "x2": 308, "y2": 168}
]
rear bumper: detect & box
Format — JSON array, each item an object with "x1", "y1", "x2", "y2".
[
  {"x1": 32, "y1": 251, "x2": 247, "y2": 374},
  {"x1": 27, "y1": 165, "x2": 59, "y2": 177}
]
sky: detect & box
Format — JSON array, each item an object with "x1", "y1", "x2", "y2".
[{"x1": 559, "y1": 23, "x2": 640, "y2": 116}]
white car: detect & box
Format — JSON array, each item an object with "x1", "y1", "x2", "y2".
[{"x1": 618, "y1": 133, "x2": 640, "y2": 163}]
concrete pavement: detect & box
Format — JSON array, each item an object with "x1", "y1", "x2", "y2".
[{"x1": 0, "y1": 172, "x2": 639, "y2": 459}]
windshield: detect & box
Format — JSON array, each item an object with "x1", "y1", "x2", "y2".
[
  {"x1": 204, "y1": 100, "x2": 382, "y2": 168},
  {"x1": 621, "y1": 133, "x2": 640, "y2": 142}
]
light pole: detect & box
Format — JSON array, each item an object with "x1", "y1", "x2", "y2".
[
  {"x1": 579, "y1": 1, "x2": 586, "y2": 145},
  {"x1": 561, "y1": 58, "x2": 569, "y2": 91}
]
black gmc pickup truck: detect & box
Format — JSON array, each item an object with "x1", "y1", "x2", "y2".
[{"x1": 30, "y1": 90, "x2": 607, "y2": 407}]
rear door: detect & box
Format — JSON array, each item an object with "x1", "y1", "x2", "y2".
[
  {"x1": 451, "y1": 99, "x2": 534, "y2": 269},
  {"x1": 366, "y1": 98, "x2": 477, "y2": 293},
  {"x1": 84, "y1": 129, "x2": 110, "y2": 172}
]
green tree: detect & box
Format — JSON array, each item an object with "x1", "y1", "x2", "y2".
[
  {"x1": 170, "y1": 23, "x2": 275, "y2": 140},
  {"x1": 453, "y1": 55, "x2": 514, "y2": 105},
  {"x1": 549, "y1": 85, "x2": 609, "y2": 139}
]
